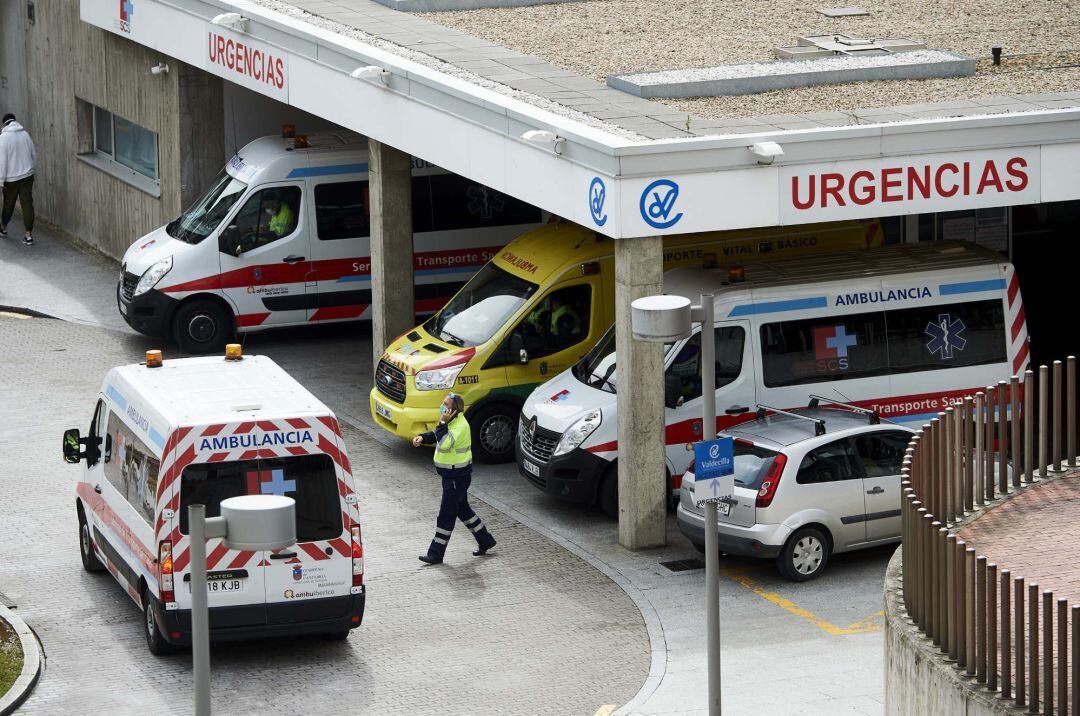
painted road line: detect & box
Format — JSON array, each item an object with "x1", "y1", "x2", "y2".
[{"x1": 724, "y1": 571, "x2": 884, "y2": 636}]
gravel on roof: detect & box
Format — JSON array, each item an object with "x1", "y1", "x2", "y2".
[{"x1": 428, "y1": 0, "x2": 1080, "y2": 118}]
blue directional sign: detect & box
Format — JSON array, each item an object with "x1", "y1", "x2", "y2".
[{"x1": 693, "y1": 436, "x2": 735, "y2": 505}]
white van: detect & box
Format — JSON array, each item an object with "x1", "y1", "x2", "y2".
[
  {"x1": 517, "y1": 242, "x2": 1029, "y2": 517},
  {"x1": 118, "y1": 131, "x2": 545, "y2": 352},
  {"x1": 63, "y1": 347, "x2": 365, "y2": 654}
]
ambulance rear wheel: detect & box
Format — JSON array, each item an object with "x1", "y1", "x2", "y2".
[
  {"x1": 78, "y1": 508, "x2": 104, "y2": 573},
  {"x1": 471, "y1": 404, "x2": 517, "y2": 464},
  {"x1": 173, "y1": 299, "x2": 231, "y2": 354},
  {"x1": 142, "y1": 589, "x2": 177, "y2": 656}
]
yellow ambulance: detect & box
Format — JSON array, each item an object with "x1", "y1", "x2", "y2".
[{"x1": 370, "y1": 219, "x2": 883, "y2": 462}]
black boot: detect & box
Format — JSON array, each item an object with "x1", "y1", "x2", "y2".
[
  {"x1": 418, "y1": 553, "x2": 443, "y2": 565},
  {"x1": 473, "y1": 536, "x2": 497, "y2": 556}
]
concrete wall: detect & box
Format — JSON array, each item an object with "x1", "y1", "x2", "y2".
[
  {"x1": 223, "y1": 82, "x2": 341, "y2": 157},
  {"x1": 0, "y1": 0, "x2": 224, "y2": 259},
  {"x1": 883, "y1": 550, "x2": 1021, "y2": 715},
  {"x1": 0, "y1": 0, "x2": 29, "y2": 121}
]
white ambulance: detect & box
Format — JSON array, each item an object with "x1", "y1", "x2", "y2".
[
  {"x1": 63, "y1": 346, "x2": 365, "y2": 654},
  {"x1": 517, "y1": 242, "x2": 1029, "y2": 518},
  {"x1": 117, "y1": 131, "x2": 545, "y2": 352}
]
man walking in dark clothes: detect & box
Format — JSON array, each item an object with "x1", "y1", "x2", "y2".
[
  {"x1": 0, "y1": 114, "x2": 36, "y2": 246},
  {"x1": 412, "y1": 392, "x2": 497, "y2": 564}
]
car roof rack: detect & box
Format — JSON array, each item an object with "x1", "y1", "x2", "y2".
[
  {"x1": 755, "y1": 404, "x2": 826, "y2": 436},
  {"x1": 807, "y1": 395, "x2": 880, "y2": 424}
]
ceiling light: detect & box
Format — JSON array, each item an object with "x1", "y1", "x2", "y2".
[
  {"x1": 211, "y1": 12, "x2": 248, "y2": 31},
  {"x1": 521, "y1": 129, "x2": 566, "y2": 155},
  {"x1": 749, "y1": 141, "x2": 784, "y2": 164},
  {"x1": 350, "y1": 66, "x2": 392, "y2": 86}
]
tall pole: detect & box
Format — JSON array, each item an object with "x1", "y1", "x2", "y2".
[
  {"x1": 189, "y1": 504, "x2": 211, "y2": 716},
  {"x1": 700, "y1": 294, "x2": 721, "y2": 716}
]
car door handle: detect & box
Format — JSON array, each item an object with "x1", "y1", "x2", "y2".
[
  {"x1": 866, "y1": 486, "x2": 885, "y2": 495},
  {"x1": 282, "y1": 255, "x2": 305, "y2": 264},
  {"x1": 725, "y1": 405, "x2": 749, "y2": 415},
  {"x1": 270, "y1": 551, "x2": 298, "y2": 560},
  {"x1": 94, "y1": 484, "x2": 102, "y2": 494}
]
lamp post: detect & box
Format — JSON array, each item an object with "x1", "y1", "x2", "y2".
[
  {"x1": 632, "y1": 292, "x2": 721, "y2": 716},
  {"x1": 189, "y1": 495, "x2": 297, "y2": 716}
]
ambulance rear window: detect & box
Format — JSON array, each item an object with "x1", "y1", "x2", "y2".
[{"x1": 178, "y1": 454, "x2": 342, "y2": 542}]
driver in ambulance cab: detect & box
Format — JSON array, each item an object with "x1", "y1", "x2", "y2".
[{"x1": 262, "y1": 191, "x2": 296, "y2": 240}]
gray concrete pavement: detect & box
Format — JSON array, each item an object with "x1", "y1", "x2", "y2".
[
  {"x1": 0, "y1": 227, "x2": 892, "y2": 715},
  {"x1": 0, "y1": 313, "x2": 648, "y2": 714}
]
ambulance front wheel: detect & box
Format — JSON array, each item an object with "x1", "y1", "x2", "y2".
[
  {"x1": 77, "y1": 507, "x2": 104, "y2": 573},
  {"x1": 471, "y1": 403, "x2": 518, "y2": 464},
  {"x1": 172, "y1": 299, "x2": 232, "y2": 354}
]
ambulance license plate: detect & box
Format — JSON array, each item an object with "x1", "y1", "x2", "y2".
[
  {"x1": 189, "y1": 579, "x2": 243, "y2": 593},
  {"x1": 522, "y1": 459, "x2": 540, "y2": 477},
  {"x1": 119, "y1": 301, "x2": 128, "y2": 317},
  {"x1": 375, "y1": 402, "x2": 392, "y2": 421}
]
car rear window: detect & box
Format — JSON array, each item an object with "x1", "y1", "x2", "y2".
[
  {"x1": 730, "y1": 440, "x2": 779, "y2": 490},
  {"x1": 178, "y1": 454, "x2": 342, "y2": 542}
]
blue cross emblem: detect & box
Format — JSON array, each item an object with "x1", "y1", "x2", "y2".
[
  {"x1": 826, "y1": 326, "x2": 858, "y2": 358},
  {"x1": 260, "y1": 468, "x2": 296, "y2": 496},
  {"x1": 926, "y1": 313, "x2": 967, "y2": 359}
]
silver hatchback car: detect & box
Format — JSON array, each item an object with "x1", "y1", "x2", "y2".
[{"x1": 676, "y1": 404, "x2": 913, "y2": 581}]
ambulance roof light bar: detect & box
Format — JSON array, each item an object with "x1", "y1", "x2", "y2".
[
  {"x1": 807, "y1": 395, "x2": 880, "y2": 424},
  {"x1": 210, "y1": 12, "x2": 249, "y2": 32},
  {"x1": 145, "y1": 350, "x2": 163, "y2": 368},
  {"x1": 351, "y1": 66, "x2": 392, "y2": 86},
  {"x1": 755, "y1": 404, "x2": 826, "y2": 436}
]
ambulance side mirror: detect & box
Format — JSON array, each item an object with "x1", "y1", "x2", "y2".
[
  {"x1": 220, "y1": 225, "x2": 241, "y2": 256},
  {"x1": 510, "y1": 333, "x2": 528, "y2": 364},
  {"x1": 664, "y1": 375, "x2": 684, "y2": 410},
  {"x1": 62, "y1": 428, "x2": 83, "y2": 464}
]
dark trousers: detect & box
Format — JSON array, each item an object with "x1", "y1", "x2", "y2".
[
  {"x1": 2, "y1": 175, "x2": 34, "y2": 232},
  {"x1": 427, "y1": 474, "x2": 495, "y2": 559}
]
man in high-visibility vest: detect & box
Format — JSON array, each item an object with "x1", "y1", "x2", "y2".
[{"x1": 412, "y1": 392, "x2": 496, "y2": 564}]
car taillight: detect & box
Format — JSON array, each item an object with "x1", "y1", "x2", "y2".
[
  {"x1": 351, "y1": 526, "x2": 364, "y2": 586},
  {"x1": 159, "y1": 540, "x2": 174, "y2": 603},
  {"x1": 756, "y1": 454, "x2": 787, "y2": 508}
]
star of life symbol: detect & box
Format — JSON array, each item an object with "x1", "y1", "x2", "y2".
[
  {"x1": 466, "y1": 185, "x2": 505, "y2": 220},
  {"x1": 925, "y1": 313, "x2": 967, "y2": 359}
]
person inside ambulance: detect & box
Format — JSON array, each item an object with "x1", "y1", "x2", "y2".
[
  {"x1": 523, "y1": 293, "x2": 583, "y2": 352},
  {"x1": 229, "y1": 187, "x2": 301, "y2": 254}
]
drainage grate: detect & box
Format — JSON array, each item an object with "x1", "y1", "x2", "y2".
[{"x1": 660, "y1": 558, "x2": 706, "y2": 572}]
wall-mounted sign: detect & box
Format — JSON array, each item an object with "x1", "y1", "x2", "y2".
[{"x1": 206, "y1": 27, "x2": 288, "y2": 102}]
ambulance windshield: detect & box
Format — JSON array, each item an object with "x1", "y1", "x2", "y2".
[
  {"x1": 426, "y1": 263, "x2": 538, "y2": 347},
  {"x1": 178, "y1": 454, "x2": 341, "y2": 541},
  {"x1": 167, "y1": 169, "x2": 248, "y2": 244},
  {"x1": 573, "y1": 324, "x2": 617, "y2": 393}
]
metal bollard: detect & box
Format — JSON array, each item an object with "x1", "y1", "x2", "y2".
[
  {"x1": 1017, "y1": 576, "x2": 1026, "y2": 708},
  {"x1": 1030, "y1": 582, "x2": 1040, "y2": 714},
  {"x1": 945, "y1": 408, "x2": 956, "y2": 523},
  {"x1": 964, "y1": 397, "x2": 974, "y2": 512},
  {"x1": 1041, "y1": 365, "x2": 1050, "y2": 479},
  {"x1": 1071, "y1": 604, "x2": 1078, "y2": 716},
  {"x1": 998, "y1": 381, "x2": 1009, "y2": 495},
  {"x1": 901, "y1": 482, "x2": 910, "y2": 613},
  {"x1": 1000, "y1": 567, "x2": 1010, "y2": 698},
  {"x1": 1043, "y1": 591, "x2": 1053, "y2": 715},
  {"x1": 956, "y1": 405, "x2": 966, "y2": 516},
  {"x1": 1011, "y1": 375, "x2": 1022, "y2": 488},
  {"x1": 938, "y1": 525, "x2": 948, "y2": 647},
  {"x1": 988, "y1": 563, "x2": 999, "y2": 692},
  {"x1": 1025, "y1": 370, "x2": 1035, "y2": 483},
  {"x1": 1068, "y1": 356, "x2": 1076, "y2": 469},
  {"x1": 916, "y1": 506, "x2": 927, "y2": 628},
  {"x1": 946, "y1": 534, "x2": 958, "y2": 656},
  {"x1": 977, "y1": 556, "x2": 988, "y2": 682},
  {"x1": 1057, "y1": 598, "x2": 1067, "y2": 716},
  {"x1": 986, "y1": 389, "x2": 996, "y2": 501},
  {"x1": 975, "y1": 393, "x2": 986, "y2": 506},
  {"x1": 1054, "y1": 361, "x2": 1063, "y2": 472},
  {"x1": 965, "y1": 547, "x2": 976, "y2": 675}
]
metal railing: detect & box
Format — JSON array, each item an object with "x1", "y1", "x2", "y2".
[{"x1": 901, "y1": 357, "x2": 1079, "y2": 714}]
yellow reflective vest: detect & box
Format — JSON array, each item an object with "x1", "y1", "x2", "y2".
[{"x1": 433, "y1": 415, "x2": 472, "y2": 469}]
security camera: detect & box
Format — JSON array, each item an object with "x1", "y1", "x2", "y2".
[{"x1": 150, "y1": 63, "x2": 169, "y2": 76}]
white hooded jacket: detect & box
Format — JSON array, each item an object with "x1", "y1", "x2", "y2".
[{"x1": 0, "y1": 121, "x2": 36, "y2": 183}]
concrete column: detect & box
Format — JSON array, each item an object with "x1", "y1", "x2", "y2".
[
  {"x1": 615, "y1": 235, "x2": 667, "y2": 550},
  {"x1": 178, "y1": 63, "x2": 225, "y2": 210},
  {"x1": 368, "y1": 139, "x2": 415, "y2": 370}
]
